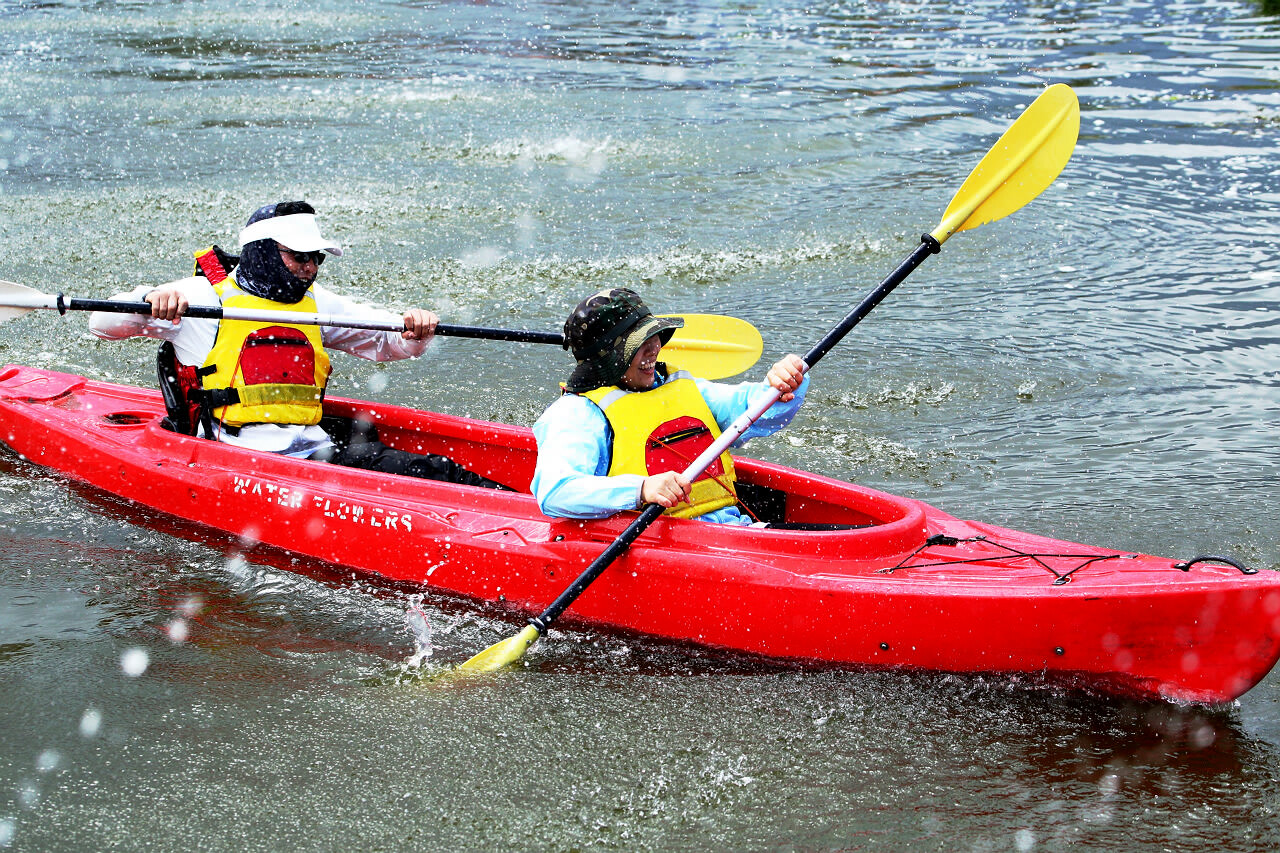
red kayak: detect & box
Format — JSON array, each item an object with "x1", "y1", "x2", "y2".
[{"x1": 2, "y1": 363, "x2": 1277, "y2": 703}]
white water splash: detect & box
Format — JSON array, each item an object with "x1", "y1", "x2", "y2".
[{"x1": 403, "y1": 595, "x2": 433, "y2": 667}]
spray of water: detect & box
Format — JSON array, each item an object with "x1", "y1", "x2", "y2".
[{"x1": 403, "y1": 594, "x2": 433, "y2": 668}]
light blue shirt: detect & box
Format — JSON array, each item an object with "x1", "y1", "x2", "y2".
[{"x1": 532, "y1": 372, "x2": 809, "y2": 524}]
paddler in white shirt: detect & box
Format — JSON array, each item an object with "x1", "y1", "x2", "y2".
[
  {"x1": 89, "y1": 200, "x2": 507, "y2": 490},
  {"x1": 531, "y1": 288, "x2": 808, "y2": 524}
]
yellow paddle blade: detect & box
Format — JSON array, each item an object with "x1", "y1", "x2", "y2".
[
  {"x1": 660, "y1": 313, "x2": 763, "y2": 380},
  {"x1": 455, "y1": 624, "x2": 541, "y2": 673},
  {"x1": 931, "y1": 83, "x2": 1080, "y2": 244}
]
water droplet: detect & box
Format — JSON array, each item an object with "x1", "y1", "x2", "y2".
[
  {"x1": 35, "y1": 750, "x2": 60, "y2": 774},
  {"x1": 166, "y1": 618, "x2": 189, "y2": 643},
  {"x1": 121, "y1": 647, "x2": 149, "y2": 677},
  {"x1": 80, "y1": 709, "x2": 102, "y2": 738}
]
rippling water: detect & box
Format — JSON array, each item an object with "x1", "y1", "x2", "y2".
[{"x1": 2, "y1": 1, "x2": 1279, "y2": 850}]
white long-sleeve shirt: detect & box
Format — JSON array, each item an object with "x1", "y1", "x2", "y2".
[{"x1": 89, "y1": 276, "x2": 428, "y2": 457}]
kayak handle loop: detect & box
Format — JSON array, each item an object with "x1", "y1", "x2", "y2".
[{"x1": 1173, "y1": 555, "x2": 1256, "y2": 575}]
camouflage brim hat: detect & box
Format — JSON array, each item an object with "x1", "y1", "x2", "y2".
[{"x1": 563, "y1": 288, "x2": 683, "y2": 393}]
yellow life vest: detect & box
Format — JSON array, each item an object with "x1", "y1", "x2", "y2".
[
  {"x1": 200, "y1": 277, "x2": 331, "y2": 427},
  {"x1": 583, "y1": 371, "x2": 737, "y2": 519}
]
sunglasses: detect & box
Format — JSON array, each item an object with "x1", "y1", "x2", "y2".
[{"x1": 280, "y1": 247, "x2": 326, "y2": 266}]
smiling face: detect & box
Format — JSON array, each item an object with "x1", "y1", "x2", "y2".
[{"x1": 619, "y1": 334, "x2": 663, "y2": 391}]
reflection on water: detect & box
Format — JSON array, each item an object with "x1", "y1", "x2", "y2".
[{"x1": 1, "y1": 0, "x2": 1278, "y2": 849}]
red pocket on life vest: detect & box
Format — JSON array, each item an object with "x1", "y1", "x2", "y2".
[
  {"x1": 239, "y1": 327, "x2": 316, "y2": 385},
  {"x1": 646, "y1": 416, "x2": 724, "y2": 480}
]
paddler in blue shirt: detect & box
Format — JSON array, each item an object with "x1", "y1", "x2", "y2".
[{"x1": 532, "y1": 288, "x2": 808, "y2": 524}]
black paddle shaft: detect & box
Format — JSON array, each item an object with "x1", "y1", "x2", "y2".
[
  {"x1": 529, "y1": 233, "x2": 943, "y2": 634},
  {"x1": 533, "y1": 503, "x2": 665, "y2": 631},
  {"x1": 58, "y1": 295, "x2": 564, "y2": 344}
]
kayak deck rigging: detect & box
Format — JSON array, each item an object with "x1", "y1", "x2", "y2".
[{"x1": 881, "y1": 534, "x2": 1143, "y2": 585}]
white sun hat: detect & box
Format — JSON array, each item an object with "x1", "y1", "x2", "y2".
[{"x1": 238, "y1": 213, "x2": 343, "y2": 256}]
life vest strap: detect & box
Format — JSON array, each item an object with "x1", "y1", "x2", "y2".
[
  {"x1": 204, "y1": 384, "x2": 324, "y2": 410},
  {"x1": 193, "y1": 246, "x2": 239, "y2": 285}
]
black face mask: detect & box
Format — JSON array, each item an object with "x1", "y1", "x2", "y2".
[{"x1": 235, "y1": 239, "x2": 311, "y2": 303}]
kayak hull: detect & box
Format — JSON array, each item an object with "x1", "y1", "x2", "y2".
[{"x1": 2, "y1": 364, "x2": 1277, "y2": 703}]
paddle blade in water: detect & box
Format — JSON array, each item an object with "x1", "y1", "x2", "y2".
[
  {"x1": 455, "y1": 624, "x2": 541, "y2": 673},
  {"x1": 931, "y1": 83, "x2": 1080, "y2": 244},
  {"x1": 661, "y1": 313, "x2": 763, "y2": 380}
]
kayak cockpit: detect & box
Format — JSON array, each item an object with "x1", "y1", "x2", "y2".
[
  {"x1": 327, "y1": 394, "x2": 931, "y2": 564},
  {"x1": 331, "y1": 394, "x2": 921, "y2": 520}
]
